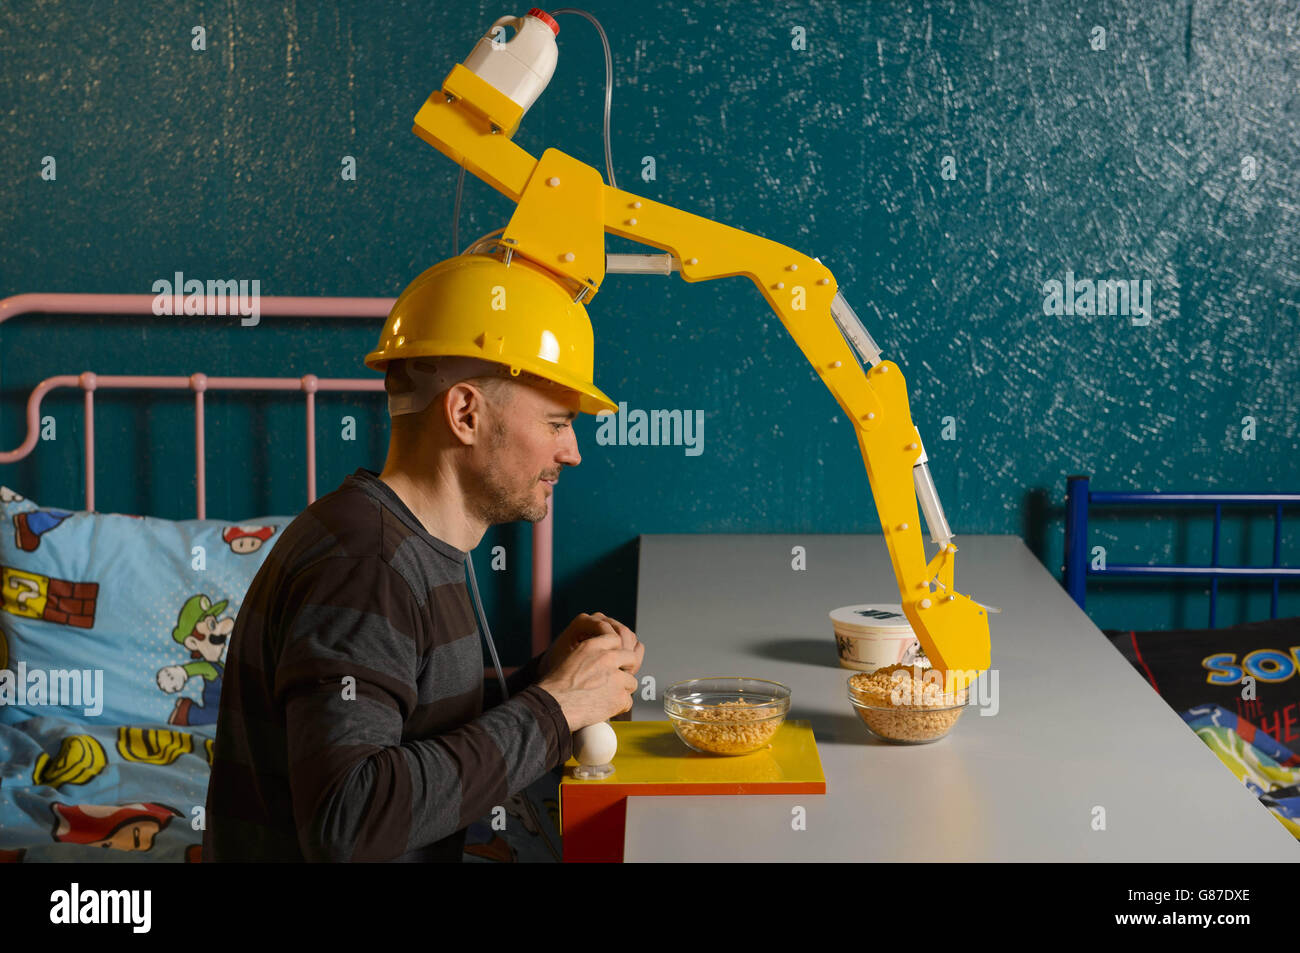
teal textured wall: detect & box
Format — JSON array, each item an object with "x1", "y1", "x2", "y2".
[{"x1": 1, "y1": 1, "x2": 1297, "y2": 665}]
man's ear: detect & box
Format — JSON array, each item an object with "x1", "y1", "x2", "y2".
[{"x1": 444, "y1": 382, "x2": 492, "y2": 444}]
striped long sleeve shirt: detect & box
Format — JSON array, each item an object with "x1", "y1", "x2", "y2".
[{"x1": 203, "y1": 467, "x2": 571, "y2": 862}]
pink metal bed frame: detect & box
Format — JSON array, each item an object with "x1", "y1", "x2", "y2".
[{"x1": 0, "y1": 292, "x2": 554, "y2": 669}]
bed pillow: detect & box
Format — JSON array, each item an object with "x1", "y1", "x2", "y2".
[
  {"x1": 1104, "y1": 617, "x2": 1300, "y2": 751},
  {"x1": 0, "y1": 485, "x2": 295, "y2": 729}
]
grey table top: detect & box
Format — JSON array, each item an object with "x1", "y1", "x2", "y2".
[{"x1": 624, "y1": 534, "x2": 1300, "y2": 861}]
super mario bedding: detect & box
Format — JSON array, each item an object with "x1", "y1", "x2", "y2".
[
  {"x1": 1105, "y1": 617, "x2": 1300, "y2": 840},
  {"x1": 0, "y1": 485, "x2": 565, "y2": 862},
  {"x1": 0, "y1": 713, "x2": 564, "y2": 862},
  {"x1": 0, "y1": 716, "x2": 211, "y2": 861},
  {"x1": 0, "y1": 485, "x2": 291, "y2": 861}
]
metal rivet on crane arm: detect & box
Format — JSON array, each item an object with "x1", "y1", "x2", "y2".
[
  {"x1": 628, "y1": 218, "x2": 638, "y2": 226},
  {"x1": 907, "y1": 442, "x2": 918, "y2": 450},
  {"x1": 818, "y1": 278, "x2": 830, "y2": 285},
  {"x1": 563, "y1": 252, "x2": 575, "y2": 262},
  {"x1": 866, "y1": 412, "x2": 875, "y2": 419},
  {"x1": 788, "y1": 263, "x2": 798, "y2": 271},
  {"x1": 919, "y1": 598, "x2": 932, "y2": 609},
  {"x1": 877, "y1": 365, "x2": 888, "y2": 373},
  {"x1": 632, "y1": 201, "x2": 642, "y2": 208},
  {"x1": 775, "y1": 282, "x2": 785, "y2": 290},
  {"x1": 898, "y1": 523, "x2": 909, "y2": 531},
  {"x1": 547, "y1": 176, "x2": 561, "y2": 187},
  {"x1": 686, "y1": 257, "x2": 698, "y2": 265},
  {"x1": 830, "y1": 361, "x2": 842, "y2": 368}
]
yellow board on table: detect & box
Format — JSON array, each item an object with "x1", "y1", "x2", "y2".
[{"x1": 559, "y1": 720, "x2": 826, "y2": 862}]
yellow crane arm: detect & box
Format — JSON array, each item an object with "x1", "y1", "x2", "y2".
[{"x1": 412, "y1": 63, "x2": 990, "y2": 684}]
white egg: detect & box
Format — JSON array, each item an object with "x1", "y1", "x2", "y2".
[{"x1": 573, "y1": 722, "x2": 618, "y2": 765}]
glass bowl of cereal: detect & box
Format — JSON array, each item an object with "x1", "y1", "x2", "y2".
[
  {"x1": 847, "y1": 664, "x2": 968, "y2": 744},
  {"x1": 664, "y1": 677, "x2": 791, "y2": 755}
]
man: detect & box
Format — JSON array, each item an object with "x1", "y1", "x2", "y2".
[{"x1": 204, "y1": 251, "x2": 641, "y2": 862}]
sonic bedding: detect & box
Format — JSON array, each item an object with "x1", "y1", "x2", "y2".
[{"x1": 1105, "y1": 617, "x2": 1300, "y2": 840}]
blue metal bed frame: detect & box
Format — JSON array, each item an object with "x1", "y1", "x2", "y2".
[{"x1": 1064, "y1": 475, "x2": 1300, "y2": 628}]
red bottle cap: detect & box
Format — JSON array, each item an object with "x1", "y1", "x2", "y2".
[{"x1": 528, "y1": 8, "x2": 559, "y2": 35}]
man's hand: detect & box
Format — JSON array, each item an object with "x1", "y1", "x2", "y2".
[
  {"x1": 540, "y1": 611, "x2": 643, "y2": 679},
  {"x1": 537, "y1": 633, "x2": 640, "y2": 732}
]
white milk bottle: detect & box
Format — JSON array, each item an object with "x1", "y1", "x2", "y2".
[{"x1": 462, "y1": 9, "x2": 560, "y2": 114}]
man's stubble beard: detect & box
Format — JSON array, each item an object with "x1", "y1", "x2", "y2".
[{"x1": 472, "y1": 414, "x2": 547, "y2": 526}]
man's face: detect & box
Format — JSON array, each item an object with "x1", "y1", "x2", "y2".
[{"x1": 470, "y1": 381, "x2": 582, "y2": 525}]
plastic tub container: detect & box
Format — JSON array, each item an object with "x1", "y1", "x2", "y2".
[
  {"x1": 829, "y1": 603, "x2": 931, "y2": 672},
  {"x1": 664, "y1": 677, "x2": 790, "y2": 755}
]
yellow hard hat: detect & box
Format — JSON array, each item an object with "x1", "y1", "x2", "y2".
[{"x1": 365, "y1": 252, "x2": 617, "y2": 416}]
